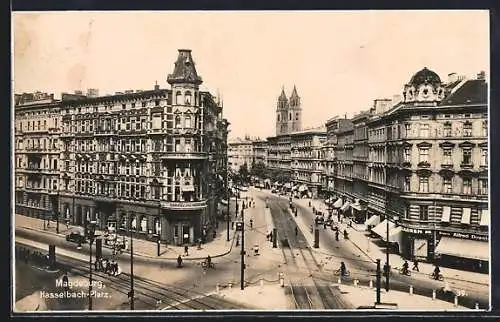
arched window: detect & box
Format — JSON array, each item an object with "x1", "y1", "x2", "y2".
[
  {"x1": 175, "y1": 115, "x2": 182, "y2": 128},
  {"x1": 277, "y1": 114, "x2": 280, "y2": 122},
  {"x1": 154, "y1": 217, "x2": 161, "y2": 235},
  {"x1": 185, "y1": 115, "x2": 192, "y2": 128},
  {"x1": 175, "y1": 91, "x2": 182, "y2": 105},
  {"x1": 140, "y1": 216, "x2": 148, "y2": 232},
  {"x1": 295, "y1": 113, "x2": 299, "y2": 120},
  {"x1": 289, "y1": 113, "x2": 292, "y2": 121},
  {"x1": 185, "y1": 91, "x2": 192, "y2": 105}
]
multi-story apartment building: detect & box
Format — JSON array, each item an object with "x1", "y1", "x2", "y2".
[
  {"x1": 332, "y1": 118, "x2": 355, "y2": 209},
  {"x1": 14, "y1": 49, "x2": 229, "y2": 246},
  {"x1": 377, "y1": 68, "x2": 488, "y2": 268},
  {"x1": 14, "y1": 92, "x2": 62, "y2": 223},
  {"x1": 266, "y1": 134, "x2": 292, "y2": 178},
  {"x1": 227, "y1": 138, "x2": 253, "y2": 172},
  {"x1": 290, "y1": 127, "x2": 326, "y2": 197},
  {"x1": 326, "y1": 68, "x2": 488, "y2": 270},
  {"x1": 252, "y1": 139, "x2": 268, "y2": 166}
]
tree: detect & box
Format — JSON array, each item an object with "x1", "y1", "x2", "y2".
[
  {"x1": 239, "y1": 162, "x2": 250, "y2": 183},
  {"x1": 250, "y1": 161, "x2": 267, "y2": 178}
]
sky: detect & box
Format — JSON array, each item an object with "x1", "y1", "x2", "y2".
[{"x1": 13, "y1": 10, "x2": 489, "y2": 140}]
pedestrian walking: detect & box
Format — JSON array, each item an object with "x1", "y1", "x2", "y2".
[
  {"x1": 412, "y1": 259, "x2": 419, "y2": 272},
  {"x1": 184, "y1": 245, "x2": 189, "y2": 256},
  {"x1": 335, "y1": 230, "x2": 339, "y2": 241},
  {"x1": 62, "y1": 272, "x2": 69, "y2": 291}
]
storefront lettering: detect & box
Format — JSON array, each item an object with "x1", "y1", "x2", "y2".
[
  {"x1": 401, "y1": 227, "x2": 432, "y2": 235},
  {"x1": 439, "y1": 231, "x2": 488, "y2": 242},
  {"x1": 161, "y1": 201, "x2": 206, "y2": 209}
]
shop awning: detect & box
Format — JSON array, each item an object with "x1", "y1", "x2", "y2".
[
  {"x1": 340, "y1": 201, "x2": 351, "y2": 212},
  {"x1": 435, "y1": 237, "x2": 489, "y2": 261},
  {"x1": 333, "y1": 198, "x2": 343, "y2": 208},
  {"x1": 351, "y1": 203, "x2": 363, "y2": 211},
  {"x1": 480, "y1": 209, "x2": 489, "y2": 226},
  {"x1": 441, "y1": 206, "x2": 451, "y2": 223},
  {"x1": 461, "y1": 208, "x2": 471, "y2": 224},
  {"x1": 386, "y1": 226, "x2": 403, "y2": 245},
  {"x1": 284, "y1": 182, "x2": 292, "y2": 189},
  {"x1": 365, "y1": 214, "x2": 380, "y2": 227},
  {"x1": 371, "y1": 219, "x2": 396, "y2": 240},
  {"x1": 298, "y1": 185, "x2": 308, "y2": 192}
]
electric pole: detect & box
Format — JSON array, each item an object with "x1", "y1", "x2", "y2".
[
  {"x1": 130, "y1": 227, "x2": 134, "y2": 310},
  {"x1": 240, "y1": 206, "x2": 245, "y2": 290}
]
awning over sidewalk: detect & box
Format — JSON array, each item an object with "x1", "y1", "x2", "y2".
[
  {"x1": 371, "y1": 219, "x2": 396, "y2": 240},
  {"x1": 351, "y1": 203, "x2": 364, "y2": 211},
  {"x1": 365, "y1": 214, "x2": 380, "y2": 227},
  {"x1": 340, "y1": 201, "x2": 351, "y2": 212},
  {"x1": 435, "y1": 237, "x2": 489, "y2": 261},
  {"x1": 333, "y1": 198, "x2": 343, "y2": 208}
]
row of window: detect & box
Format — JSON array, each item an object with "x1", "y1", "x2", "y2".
[
  {"x1": 367, "y1": 121, "x2": 488, "y2": 141},
  {"x1": 17, "y1": 118, "x2": 59, "y2": 132},
  {"x1": 404, "y1": 146, "x2": 488, "y2": 166},
  {"x1": 73, "y1": 180, "x2": 202, "y2": 202}
]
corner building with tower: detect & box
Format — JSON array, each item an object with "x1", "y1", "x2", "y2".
[{"x1": 14, "y1": 49, "x2": 229, "y2": 246}]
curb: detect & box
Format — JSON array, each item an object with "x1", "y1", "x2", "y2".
[{"x1": 16, "y1": 225, "x2": 237, "y2": 262}]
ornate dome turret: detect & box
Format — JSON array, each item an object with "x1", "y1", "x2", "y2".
[
  {"x1": 409, "y1": 67, "x2": 442, "y2": 86},
  {"x1": 403, "y1": 67, "x2": 445, "y2": 104}
]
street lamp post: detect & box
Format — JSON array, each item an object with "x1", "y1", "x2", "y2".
[
  {"x1": 87, "y1": 220, "x2": 97, "y2": 310},
  {"x1": 385, "y1": 214, "x2": 390, "y2": 292},
  {"x1": 240, "y1": 204, "x2": 245, "y2": 290},
  {"x1": 129, "y1": 225, "x2": 135, "y2": 310}
]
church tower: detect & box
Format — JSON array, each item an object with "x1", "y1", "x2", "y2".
[
  {"x1": 276, "y1": 86, "x2": 289, "y2": 136},
  {"x1": 288, "y1": 85, "x2": 302, "y2": 132}
]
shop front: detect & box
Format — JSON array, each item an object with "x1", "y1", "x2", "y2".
[
  {"x1": 399, "y1": 226, "x2": 435, "y2": 261},
  {"x1": 371, "y1": 219, "x2": 404, "y2": 254},
  {"x1": 435, "y1": 231, "x2": 489, "y2": 273},
  {"x1": 350, "y1": 199, "x2": 368, "y2": 224}
]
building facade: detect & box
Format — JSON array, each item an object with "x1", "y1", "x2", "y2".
[
  {"x1": 266, "y1": 134, "x2": 292, "y2": 178},
  {"x1": 379, "y1": 68, "x2": 489, "y2": 268},
  {"x1": 252, "y1": 139, "x2": 268, "y2": 166},
  {"x1": 14, "y1": 92, "x2": 62, "y2": 224},
  {"x1": 14, "y1": 49, "x2": 229, "y2": 246},
  {"x1": 290, "y1": 128, "x2": 327, "y2": 197},
  {"x1": 325, "y1": 68, "x2": 488, "y2": 269},
  {"x1": 227, "y1": 138, "x2": 254, "y2": 172}
]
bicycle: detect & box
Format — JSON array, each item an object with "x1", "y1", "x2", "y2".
[
  {"x1": 399, "y1": 268, "x2": 411, "y2": 276},
  {"x1": 334, "y1": 269, "x2": 350, "y2": 277},
  {"x1": 430, "y1": 272, "x2": 444, "y2": 281}
]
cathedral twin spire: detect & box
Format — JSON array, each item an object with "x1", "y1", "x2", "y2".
[{"x1": 277, "y1": 85, "x2": 300, "y2": 108}]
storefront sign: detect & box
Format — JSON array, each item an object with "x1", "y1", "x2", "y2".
[
  {"x1": 401, "y1": 227, "x2": 432, "y2": 235},
  {"x1": 161, "y1": 201, "x2": 207, "y2": 210},
  {"x1": 439, "y1": 231, "x2": 488, "y2": 242}
]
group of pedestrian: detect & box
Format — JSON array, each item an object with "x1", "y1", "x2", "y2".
[
  {"x1": 95, "y1": 257, "x2": 120, "y2": 276},
  {"x1": 16, "y1": 246, "x2": 51, "y2": 268}
]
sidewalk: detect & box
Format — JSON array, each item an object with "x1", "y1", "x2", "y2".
[
  {"x1": 337, "y1": 284, "x2": 471, "y2": 310},
  {"x1": 15, "y1": 214, "x2": 236, "y2": 261},
  {"x1": 291, "y1": 197, "x2": 489, "y2": 286}
]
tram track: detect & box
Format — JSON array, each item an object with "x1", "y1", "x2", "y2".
[
  {"x1": 270, "y1": 198, "x2": 353, "y2": 309},
  {"x1": 15, "y1": 242, "x2": 248, "y2": 310}
]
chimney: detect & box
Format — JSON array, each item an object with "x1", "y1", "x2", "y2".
[
  {"x1": 392, "y1": 94, "x2": 402, "y2": 107},
  {"x1": 447, "y1": 73, "x2": 458, "y2": 84},
  {"x1": 477, "y1": 71, "x2": 486, "y2": 80},
  {"x1": 74, "y1": 90, "x2": 83, "y2": 95},
  {"x1": 154, "y1": 81, "x2": 160, "y2": 90}
]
